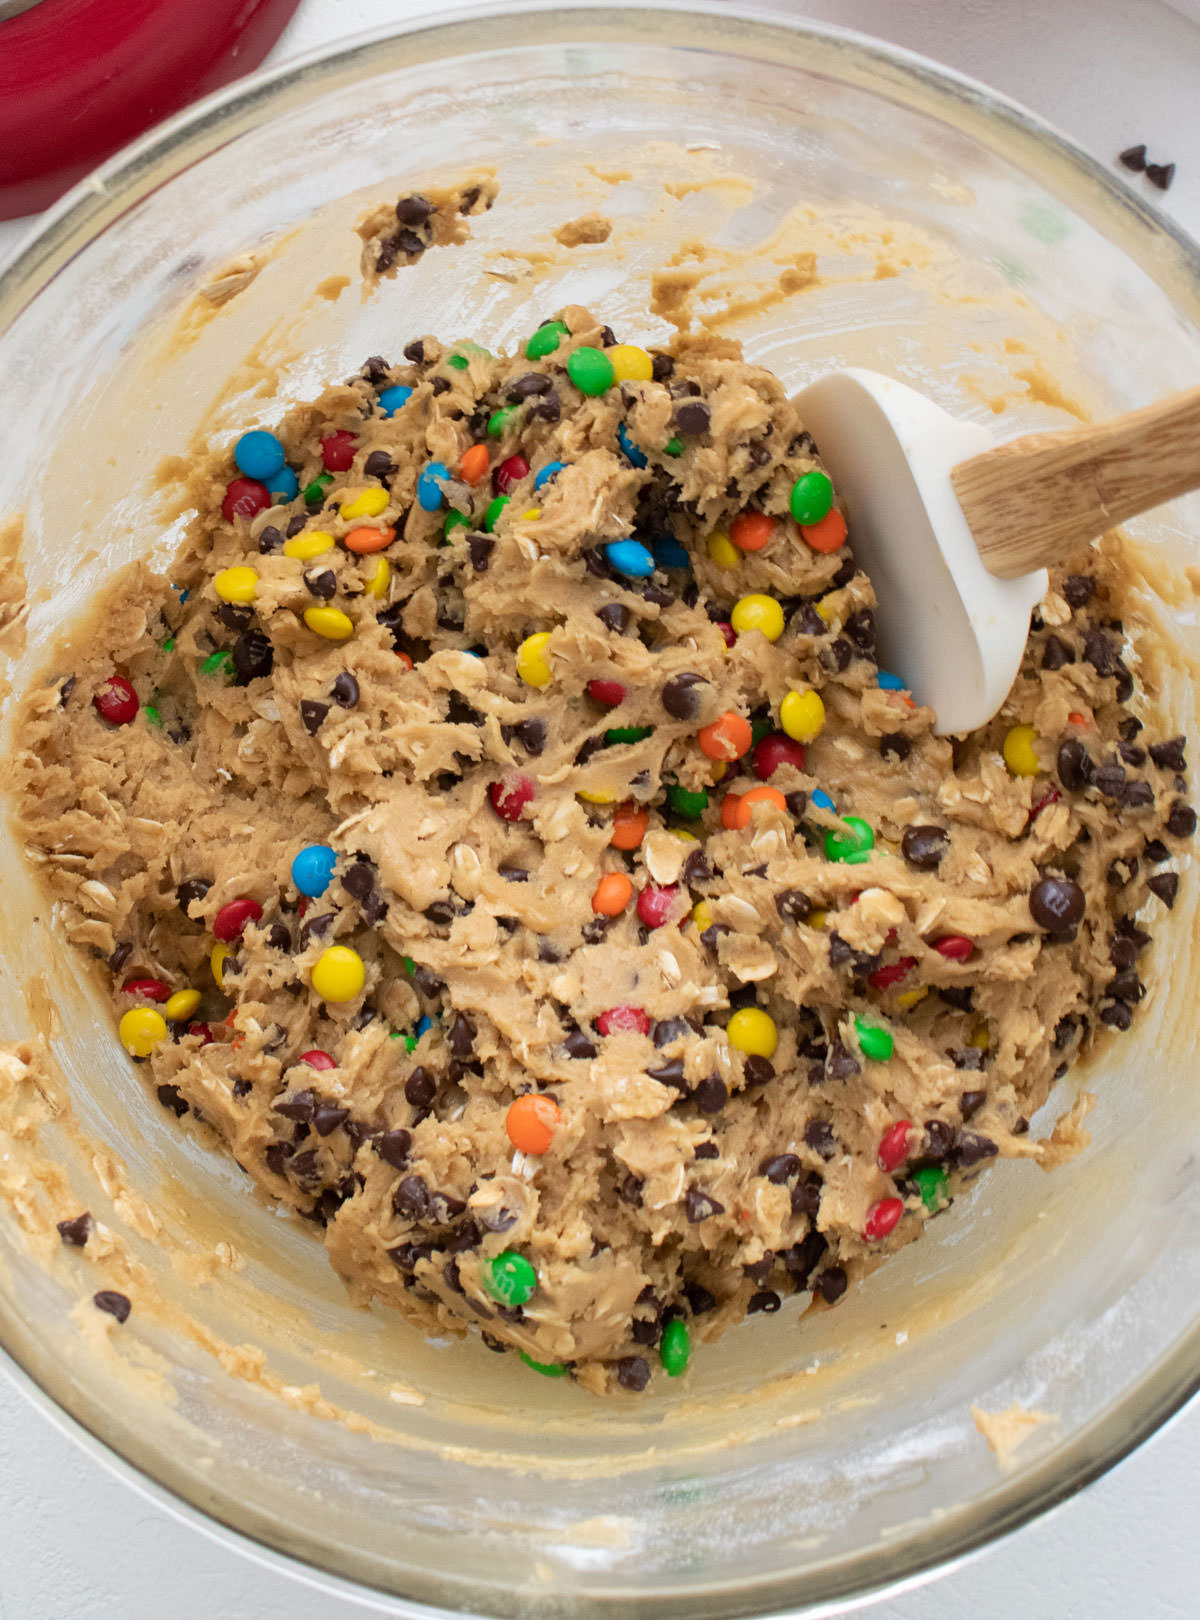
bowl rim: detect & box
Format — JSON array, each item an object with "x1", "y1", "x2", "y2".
[{"x1": 2, "y1": 3, "x2": 1200, "y2": 1614}]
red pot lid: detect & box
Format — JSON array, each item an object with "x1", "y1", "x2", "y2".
[{"x1": 0, "y1": 0, "x2": 304, "y2": 221}]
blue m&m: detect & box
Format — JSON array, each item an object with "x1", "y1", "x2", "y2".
[
  {"x1": 653, "y1": 535, "x2": 691, "y2": 570},
  {"x1": 379, "y1": 384, "x2": 412, "y2": 417},
  {"x1": 617, "y1": 423, "x2": 647, "y2": 469},
  {"x1": 269, "y1": 466, "x2": 299, "y2": 502},
  {"x1": 292, "y1": 844, "x2": 337, "y2": 897},
  {"x1": 234, "y1": 430, "x2": 286, "y2": 481},
  {"x1": 604, "y1": 540, "x2": 655, "y2": 578},
  {"x1": 417, "y1": 461, "x2": 449, "y2": 511},
  {"x1": 877, "y1": 670, "x2": 906, "y2": 692},
  {"x1": 811, "y1": 789, "x2": 836, "y2": 812},
  {"x1": 534, "y1": 461, "x2": 565, "y2": 492}
]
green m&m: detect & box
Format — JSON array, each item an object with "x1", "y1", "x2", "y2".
[
  {"x1": 824, "y1": 815, "x2": 875, "y2": 864},
  {"x1": 567, "y1": 345, "x2": 615, "y2": 397},
  {"x1": 660, "y1": 1317, "x2": 691, "y2": 1377},
  {"x1": 789, "y1": 470, "x2": 833, "y2": 526},
  {"x1": 854, "y1": 1016, "x2": 894, "y2": 1063},
  {"x1": 526, "y1": 320, "x2": 569, "y2": 360},
  {"x1": 484, "y1": 1250, "x2": 537, "y2": 1307}
]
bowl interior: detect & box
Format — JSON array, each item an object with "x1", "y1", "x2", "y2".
[{"x1": 1, "y1": 8, "x2": 1200, "y2": 1615}]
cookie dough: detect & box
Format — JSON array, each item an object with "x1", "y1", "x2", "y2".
[{"x1": 15, "y1": 305, "x2": 1193, "y2": 1393}]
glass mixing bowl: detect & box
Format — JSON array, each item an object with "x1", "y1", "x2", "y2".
[{"x1": 1, "y1": 4, "x2": 1199, "y2": 1614}]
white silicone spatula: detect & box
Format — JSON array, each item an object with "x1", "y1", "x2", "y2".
[{"x1": 791, "y1": 370, "x2": 1200, "y2": 735}]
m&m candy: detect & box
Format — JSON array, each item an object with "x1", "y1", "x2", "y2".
[
  {"x1": 292, "y1": 844, "x2": 337, "y2": 897},
  {"x1": 234, "y1": 430, "x2": 285, "y2": 481}
]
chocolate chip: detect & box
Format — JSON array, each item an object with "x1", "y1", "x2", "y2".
[
  {"x1": 394, "y1": 194, "x2": 433, "y2": 228},
  {"x1": 1148, "y1": 871, "x2": 1179, "y2": 907},
  {"x1": 393, "y1": 1175, "x2": 431, "y2": 1220},
  {"x1": 774, "y1": 889, "x2": 810, "y2": 923},
  {"x1": 1092, "y1": 761, "x2": 1127, "y2": 799},
  {"x1": 956, "y1": 1132, "x2": 998, "y2": 1167},
  {"x1": 674, "y1": 401, "x2": 710, "y2": 435},
  {"x1": 1107, "y1": 968, "x2": 1144, "y2": 1002},
  {"x1": 285, "y1": 513, "x2": 308, "y2": 538},
  {"x1": 951, "y1": 1047, "x2": 985, "y2": 1071},
  {"x1": 693, "y1": 1077, "x2": 727, "y2": 1114},
  {"x1": 264, "y1": 1143, "x2": 293, "y2": 1175},
  {"x1": 56, "y1": 1212, "x2": 92, "y2": 1246},
  {"x1": 1119, "y1": 143, "x2": 1148, "y2": 171},
  {"x1": 828, "y1": 933, "x2": 852, "y2": 968},
  {"x1": 1101, "y1": 1000, "x2": 1134, "y2": 1030},
  {"x1": 257, "y1": 524, "x2": 284, "y2": 555},
  {"x1": 232, "y1": 628, "x2": 273, "y2": 685},
  {"x1": 448, "y1": 1013, "x2": 476, "y2": 1058},
  {"x1": 1062, "y1": 574, "x2": 1095, "y2": 609},
  {"x1": 304, "y1": 569, "x2": 338, "y2": 600},
  {"x1": 312, "y1": 1103, "x2": 350, "y2": 1137},
  {"x1": 156, "y1": 1083, "x2": 188, "y2": 1117},
  {"x1": 93, "y1": 1289, "x2": 131, "y2": 1323},
  {"x1": 682, "y1": 850, "x2": 714, "y2": 887},
  {"x1": 652, "y1": 1017, "x2": 691, "y2": 1048},
  {"x1": 1149, "y1": 735, "x2": 1186, "y2": 771},
  {"x1": 411, "y1": 965, "x2": 445, "y2": 999},
  {"x1": 614, "y1": 1170, "x2": 643, "y2": 1208},
  {"x1": 1122, "y1": 780, "x2": 1154, "y2": 810},
  {"x1": 217, "y1": 603, "x2": 254, "y2": 636},
  {"x1": 108, "y1": 941, "x2": 133, "y2": 974},
  {"x1": 651, "y1": 353, "x2": 675, "y2": 382},
  {"x1": 616, "y1": 1355, "x2": 651, "y2": 1391},
  {"x1": 467, "y1": 533, "x2": 495, "y2": 572},
  {"x1": 596, "y1": 602, "x2": 629, "y2": 634},
  {"x1": 339, "y1": 862, "x2": 374, "y2": 901},
  {"x1": 643, "y1": 584, "x2": 674, "y2": 609},
  {"x1": 661, "y1": 673, "x2": 710, "y2": 719},
  {"x1": 879, "y1": 732, "x2": 911, "y2": 761},
  {"x1": 923, "y1": 1120, "x2": 957, "y2": 1160},
  {"x1": 405, "y1": 1068, "x2": 437, "y2": 1108},
  {"x1": 507, "y1": 371, "x2": 553, "y2": 399},
  {"x1": 745, "y1": 1288, "x2": 780, "y2": 1315},
  {"x1": 817, "y1": 1268, "x2": 847, "y2": 1305},
  {"x1": 760, "y1": 1152, "x2": 800, "y2": 1183},
  {"x1": 825, "y1": 1040, "x2": 860, "y2": 1081},
  {"x1": 1107, "y1": 854, "x2": 1139, "y2": 888},
  {"x1": 299, "y1": 912, "x2": 335, "y2": 948},
  {"x1": 424, "y1": 900, "x2": 455, "y2": 926},
  {"x1": 901, "y1": 825, "x2": 948, "y2": 869},
  {"x1": 685, "y1": 1189, "x2": 725, "y2": 1222},
  {"x1": 960, "y1": 1089, "x2": 986, "y2": 1120},
  {"x1": 844, "y1": 608, "x2": 876, "y2": 654},
  {"x1": 514, "y1": 717, "x2": 547, "y2": 756},
  {"x1": 1167, "y1": 800, "x2": 1196, "y2": 838},
  {"x1": 1029, "y1": 875, "x2": 1085, "y2": 931},
  {"x1": 1056, "y1": 738, "x2": 1092, "y2": 792},
  {"x1": 743, "y1": 1056, "x2": 775, "y2": 1087},
  {"x1": 1118, "y1": 739, "x2": 1147, "y2": 767},
  {"x1": 232, "y1": 1078, "x2": 252, "y2": 1100},
  {"x1": 275, "y1": 1088, "x2": 315, "y2": 1123},
  {"x1": 1144, "y1": 837, "x2": 1169, "y2": 864},
  {"x1": 648, "y1": 1058, "x2": 686, "y2": 1088},
  {"x1": 693, "y1": 1141, "x2": 720, "y2": 1161},
  {"x1": 804, "y1": 1120, "x2": 836, "y2": 1159},
  {"x1": 677, "y1": 1280, "x2": 714, "y2": 1319},
  {"x1": 1146, "y1": 161, "x2": 1176, "y2": 191},
  {"x1": 1041, "y1": 634, "x2": 1074, "y2": 670},
  {"x1": 299, "y1": 699, "x2": 328, "y2": 735}
]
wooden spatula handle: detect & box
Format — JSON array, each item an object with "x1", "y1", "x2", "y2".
[{"x1": 950, "y1": 382, "x2": 1200, "y2": 579}]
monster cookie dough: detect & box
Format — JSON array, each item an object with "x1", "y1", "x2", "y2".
[{"x1": 15, "y1": 307, "x2": 1194, "y2": 1394}]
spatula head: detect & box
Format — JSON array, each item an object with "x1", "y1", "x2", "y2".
[{"x1": 791, "y1": 370, "x2": 1046, "y2": 736}]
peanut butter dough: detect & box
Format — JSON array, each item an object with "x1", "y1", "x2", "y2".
[{"x1": 15, "y1": 305, "x2": 1193, "y2": 1393}]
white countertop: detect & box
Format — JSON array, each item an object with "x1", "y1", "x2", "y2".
[{"x1": 2, "y1": 1, "x2": 1199, "y2": 1616}]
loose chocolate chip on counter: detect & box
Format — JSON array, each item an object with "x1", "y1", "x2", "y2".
[
  {"x1": 817, "y1": 1267, "x2": 847, "y2": 1305},
  {"x1": 56, "y1": 1212, "x2": 93, "y2": 1247},
  {"x1": 1118, "y1": 143, "x2": 1148, "y2": 171},
  {"x1": 1062, "y1": 574, "x2": 1096, "y2": 609},
  {"x1": 901, "y1": 825, "x2": 948, "y2": 869},
  {"x1": 232, "y1": 628, "x2": 274, "y2": 684},
  {"x1": 617, "y1": 1355, "x2": 652, "y2": 1391},
  {"x1": 1146, "y1": 161, "x2": 1176, "y2": 191},
  {"x1": 299, "y1": 699, "x2": 329, "y2": 735},
  {"x1": 1149, "y1": 735, "x2": 1187, "y2": 771},
  {"x1": 1029, "y1": 875, "x2": 1085, "y2": 932},
  {"x1": 94, "y1": 1289, "x2": 132, "y2": 1323},
  {"x1": 1167, "y1": 800, "x2": 1197, "y2": 838},
  {"x1": 403, "y1": 1066, "x2": 437, "y2": 1109},
  {"x1": 761, "y1": 1153, "x2": 801, "y2": 1183},
  {"x1": 693, "y1": 1077, "x2": 727, "y2": 1114},
  {"x1": 960, "y1": 1089, "x2": 986, "y2": 1120},
  {"x1": 879, "y1": 732, "x2": 912, "y2": 761},
  {"x1": 743, "y1": 1055, "x2": 775, "y2": 1087},
  {"x1": 685, "y1": 1189, "x2": 725, "y2": 1222},
  {"x1": 804, "y1": 1119, "x2": 836, "y2": 1159},
  {"x1": 1056, "y1": 738, "x2": 1092, "y2": 792},
  {"x1": 1148, "y1": 871, "x2": 1179, "y2": 908},
  {"x1": 674, "y1": 401, "x2": 711, "y2": 435}
]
